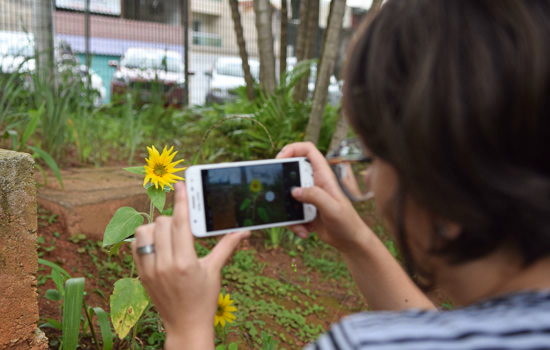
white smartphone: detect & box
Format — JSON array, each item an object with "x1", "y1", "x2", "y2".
[{"x1": 185, "y1": 157, "x2": 317, "y2": 237}]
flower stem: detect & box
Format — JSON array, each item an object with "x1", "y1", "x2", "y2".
[
  {"x1": 138, "y1": 212, "x2": 151, "y2": 222},
  {"x1": 149, "y1": 200, "x2": 154, "y2": 223},
  {"x1": 132, "y1": 324, "x2": 137, "y2": 350}
]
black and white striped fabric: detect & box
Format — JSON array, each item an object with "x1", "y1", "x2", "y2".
[{"x1": 305, "y1": 291, "x2": 550, "y2": 350}]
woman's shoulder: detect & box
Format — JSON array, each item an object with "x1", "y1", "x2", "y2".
[{"x1": 306, "y1": 291, "x2": 550, "y2": 350}]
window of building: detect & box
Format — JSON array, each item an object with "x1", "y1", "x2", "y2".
[{"x1": 192, "y1": 19, "x2": 201, "y2": 32}]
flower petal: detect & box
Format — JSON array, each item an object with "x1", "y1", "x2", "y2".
[{"x1": 223, "y1": 312, "x2": 237, "y2": 320}]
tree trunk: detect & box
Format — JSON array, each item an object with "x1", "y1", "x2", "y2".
[
  {"x1": 254, "y1": 0, "x2": 277, "y2": 95},
  {"x1": 304, "y1": 0, "x2": 346, "y2": 144},
  {"x1": 327, "y1": 0, "x2": 384, "y2": 149},
  {"x1": 294, "y1": 0, "x2": 309, "y2": 63},
  {"x1": 230, "y1": 0, "x2": 256, "y2": 100},
  {"x1": 294, "y1": 0, "x2": 319, "y2": 102},
  {"x1": 280, "y1": 0, "x2": 289, "y2": 83},
  {"x1": 291, "y1": 0, "x2": 301, "y2": 20},
  {"x1": 317, "y1": 0, "x2": 334, "y2": 81},
  {"x1": 328, "y1": 107, "x2": 348, "y2": 152},
  {"x1": 366, "y1": 0, "x2": 384, "y2": 23}
]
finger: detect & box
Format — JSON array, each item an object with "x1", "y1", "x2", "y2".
[
  {"x1": 204, "y1": 231, "x2": 251, "y2": 272},
  {"x1": 292, "y1": 186, "x2": 340, "y2": 214},
  {"x1": 288, "y1": 224, "x2": 310, "y2": 239},
  {"x1": 133, "y1": 223, "x2": 155, "y2": 278},
  {"x1": 172, "y1": 181, "x2": 196, "y2": 257},
  {"x1": 304, "y1": 222, "x2": 316, "y2": 233},
  {"x1": 154, "y1": 216, "x2": 174, "y2": 271}
]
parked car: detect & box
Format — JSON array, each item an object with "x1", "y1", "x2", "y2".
[
  {"x1": 109, "y1": 47, "x2": 188, "y2": 107},
  {"x1": 205, "y1": 56, "x2": 260, "y2": 105},
  {"x1": 286, "y1": 57, "x2": 342, "y2": 106},
  {"x1": 0, "y1": 35, "x2": 106, "y2": 107}
]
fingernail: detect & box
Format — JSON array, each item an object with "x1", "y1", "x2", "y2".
[
  {"x1": 276, "y1": 146, "x2": 287, "y2": 158},
  {"x1": 241, "y1": 231, "x2": 252, "y2": 239},
  {"x1": 298, "y1": 230, "x2": 308, "y2": 239},
  {"x1": 292, "y1": 187, "x2": 303, "y2": 197},
  {"x1": 175, "y1": 181, "x2": 182, "y2": 191}
]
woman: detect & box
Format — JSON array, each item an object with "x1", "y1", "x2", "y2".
[{"x1": 132, "y1": 0, "x2": 550, "y2": 348}]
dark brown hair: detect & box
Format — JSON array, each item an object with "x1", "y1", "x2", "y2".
[{"x1": 344, "y1": 0, "x2": 550, "y2": 268}]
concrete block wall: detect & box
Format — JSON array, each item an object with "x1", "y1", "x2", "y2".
[{"x1": 0, "y1": 150, "x2": 48, "y2": 349}]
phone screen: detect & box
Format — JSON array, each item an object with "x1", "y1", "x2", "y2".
[{"x1": 201, "y1": 161, "x2": 304, "y2": 232}]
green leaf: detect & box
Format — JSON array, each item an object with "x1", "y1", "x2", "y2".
[
  {"x1": 89, "y1": 307, "x2": 114, "y2": 350},
  {"x1": 38, "y1": 258, "x2": 71, "y2": 278},
  {"x1": 192, "y1": 152, "x2": 200, "y2": 165},
  {"x1": 147, "y1": 186, "x2": 166, "y2": 212},
  {"x1": 215, "y1": 346, "x2": 226, "y2": 350},
  {"x1": 244, "y1": 219, "x2": 253, "y2": 227},
  {"x1": 240, "y1": 198, "x2": 251, "y2": 211},
  {"x1": 103, "y1": 207, "x2": 144, "y2": 247},
  {"x1": 19, "y1": 107, "x2": 42, "y2": 151},
  {"x1": 108, "y1": 241, "x2": 126, "y2": 256},
  {"x1": 6, "y1": 129, "x2": 18, "y2": 151},
  {"x1": 45, "y1": 289, "x2": 62, "y2": 301},
  {"x1": 258, "y1": 207, "x2": 269, "y2": 223},
  {"x1": 110, "y1": 278, "x2": 150, "y2": 339},
  {"x1": 229, "y1": 343, "x2": 239, "y2": 350},
  {"x1": 124, "y1": 166, "x2": 145, "y2": 175},
  {"x1": 41, "y1": 318, "x2": 63, "y2": 330},
  {"x1": 62, "y1": 277, "x2": 85, "y2": 350},
  {"x1": 29, "y1": 146, "x2": 64, "y2": 190}
]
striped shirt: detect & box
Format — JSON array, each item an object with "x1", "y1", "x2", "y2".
[{"x1": 305, "y1": 291, "x2": 550, "y2": 350}]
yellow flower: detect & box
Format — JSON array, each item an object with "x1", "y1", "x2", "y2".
[
  {"x1": 143, "y1": 145, "x2": 186, "y2": 190},
  {"x1": 214, "y1": 293, "x2": 237, "y2": 327},
  {"x1": 250, "y1": 179, "x2": 262, "y2": 193}
]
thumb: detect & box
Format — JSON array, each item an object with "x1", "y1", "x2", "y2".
[
  {"x1": 292, "y1": 186, "x2": 339, "y2": 214},
  {"x1": 205, "y1": 231, "x2": 251, "y2": 272}
]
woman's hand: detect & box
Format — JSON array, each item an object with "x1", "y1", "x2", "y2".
[
  {"x1": 132, "y1": 182, "x2": 250, "y2": 349},
  {"x1": 277, "y1": 142, "x2": 371, "y2": 254}
]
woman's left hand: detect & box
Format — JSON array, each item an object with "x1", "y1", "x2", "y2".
[{"x1": 132, "y1": 181, "x2": 251, "y2": 349}]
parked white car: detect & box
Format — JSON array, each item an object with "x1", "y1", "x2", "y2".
[
  {"x1": 205, "y1": 56, "x2": 260, "y2": 104},
  {"x1": 0, "y1": 34, "x2": 106, "y2": 107}
]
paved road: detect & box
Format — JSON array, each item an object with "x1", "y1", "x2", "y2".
[{"x1": 188, "y1": 51, "x2": 239, "y2": 106}]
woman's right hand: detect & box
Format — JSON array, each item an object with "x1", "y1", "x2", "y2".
[{"x1": 276, "y1": 142, "x2": 372, "y2": 253}]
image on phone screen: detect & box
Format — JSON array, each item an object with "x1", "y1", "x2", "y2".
[{"x1": 201, "y1": 162, "x2": 304, "y2": 232}]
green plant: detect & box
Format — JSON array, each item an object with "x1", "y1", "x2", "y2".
[
  {"x1": 39, "y1": 259, "x2": 113, "y2": 350},
  {"x1": 102, "y1": 145, "x2": 185, "y2": 349},
  {"x1": 264, "y1": 227, "x2": 287, "y2": 249}
]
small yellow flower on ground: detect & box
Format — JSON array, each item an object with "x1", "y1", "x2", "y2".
[
  {"x1": 143, "y1": 145, "x2": 186, "y2": 190},
  {"x1": 215, "y1": 293, "x2": 237, "y2": 327},
  {"x1": 250, "y1": 179, "x2": 262, "y2": 193}
]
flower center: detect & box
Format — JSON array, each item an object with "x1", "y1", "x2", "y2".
[
  {"x1": 217, "y1": 306, "x2": 224, "y2": 316},
  {"x1": 153, "y1": 163, "x2": 167, "y2": 177}
]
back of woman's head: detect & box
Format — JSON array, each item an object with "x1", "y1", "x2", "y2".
[{"x1": 344, "y1": 0, "x2": 550, "y2": 265}]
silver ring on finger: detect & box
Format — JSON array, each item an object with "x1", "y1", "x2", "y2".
[{"x1": 137, "y1": 244, "x2": 155, "y2": 256}]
